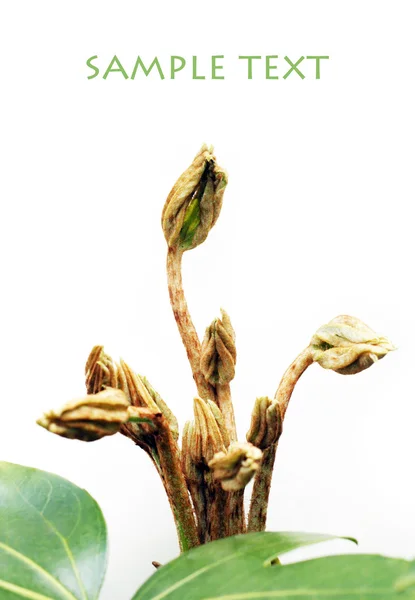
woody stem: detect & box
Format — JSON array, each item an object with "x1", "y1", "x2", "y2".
[
  {"x1": 247, "y1": 346, "x2": 314, "y2": 532},
  {"x1": 155, "y1": 415, "x2": 199, "y2": 551},
  {"x1": 167, "y1": 246, "x2": 216, "y2": 403},
  {"x1": 226, "y1": 489, "x2": 246, "y2": 536}
]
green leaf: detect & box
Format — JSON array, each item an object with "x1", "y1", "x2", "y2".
[
  {"x1": 180, "y1": 195, "x2": 201, "y2": 249},
  {"x1": 133, "y1": 532, "x2": 415, "y2": 600},
  {"x1": 0, "y1": 461, "x2": 107, "y2": 600},
  {"x1": 395, "y1": 566, "x2": 415, "y2": 593},
  {"x1": 133, "y1": 532, "x2": 348, "y2": 600}
]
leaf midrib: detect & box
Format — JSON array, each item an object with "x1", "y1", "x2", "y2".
[
  {"x1": 11, "y1": 480, "x2": 88, "y2": 600},
  {"x1": 0, "y1": 542, "x2": 77, "y2": 600},
  {"x1": 148, "y1": 552, "x2": 239, "y2": 600},
  {"x1": 0, "y1": 577, "x2": 55, "y2": 600},
  {"x1": 144, "y1": 535, "x2": 337, "y2": 600}
]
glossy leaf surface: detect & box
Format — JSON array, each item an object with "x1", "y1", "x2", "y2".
[
  {"x1": 0, "y1": 461, "x2": 107, "y2": 600},
  {"x1": 134, "y1": 531, "x2": 415, "y2": 600}
]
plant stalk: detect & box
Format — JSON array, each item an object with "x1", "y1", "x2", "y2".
[
  {"x1": 186, "y1": 473, "x2": 208, "y2": 544},
  {"x1": 247, "y1": 346, "x2": 314, "y2": 532},
  {"x1": 206, "y1": 478, "x2": 228, "y2": 541},
  {"x1": 167, "y1": 246, "x2": 216, "y2": 403},
  {"x1": 217, "y1": 383, "x2": 237, "y2": 443},
  {"x1": 154, "y1": 414, "x2": 199, "y2": 551},
  {"x1": 226, "y1": 490, "x2": 246, "y2": 536}
]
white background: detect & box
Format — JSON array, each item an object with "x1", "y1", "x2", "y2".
[{"x1": 1, "y1": 1, "x2": 414, "y2": 598}]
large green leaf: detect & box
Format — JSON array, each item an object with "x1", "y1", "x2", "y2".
[
  {"x1": 133, "y1": 532, "x2": 415, "y2": 600},
  {"x1": 0, "y1": 461, "x2": 107, "y2": 600}
]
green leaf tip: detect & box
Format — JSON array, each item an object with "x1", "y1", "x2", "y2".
[{"x1": 180, "y1": 194, "x2": 201, "y2": 248}]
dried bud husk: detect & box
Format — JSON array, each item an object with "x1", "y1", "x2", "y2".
[
  {"x1": 310, "y1": 315, "x2": 395, "y2": 375},
  {"x1": 37, "y1": 388, "x2": 130, "y2": 442},
  {"x1": 85, "y1": 345, "x2": 118, "y2": 394},
  {"x1": 118, "y1": 361, "x2": 180, "y2": 444},
  {"x1": 192, "y1": 397, "x2": 227, "y2": 464},
  {"x1": 84, "y1": 346, "x2": 179, "y2": 441},
  {"x1": 208, "y1": 442, "x2": 263, "y2": 491},
  {"x1": 118, "y1": 359, "x2": 159, "y2": 410},
  {"x1": 246, "y1": 397, "x2": 283, "y2": 449},
  {"x1": 141, "y1": 376, "x2": 179, "y2": 440},
  {"x1": 181, "y1": 420, "x2": 209, "y2": 543},
  {"x1": 162, "y1": 145, "x2": 227, "y2": 251},
  {"x1": 206, "y1": 399, "x2": 230, "y2": 448},
  {"x1": 181, "y1": 420, "x2": 202, "y2": 484},
  {"x1": 201, "y1": 309, "x2": 236, "y2": 385}
]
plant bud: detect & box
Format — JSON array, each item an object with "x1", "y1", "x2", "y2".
[
  {"x1": 84, "y1": 346, "x2": 178, "y2": 441},
  {"x1": 206, "y1": 399, "x2": 230, "y2": 448},
  {"x1": 162, "y1": 145, "x2": 227, "y2": 251},
  {"x1": 118, "y1": 359, "x2": 159, "y2": 410},
  {"x1": 208, "y1": 442, "x2": 263, "y2": 491},
  {"x1": 85, "y1": 345, "x2": 118, "y2": 394},
  {"x1": 141, "y1": 376, "x2": 179, "y2": 440},
  {"x1": 200, "y1": 309, "x2": 236, "y2": 385},
  {"x1": 193, "y1": 397, "x2": 227, "y2": 464},
  {"x1": 246, "y1": 397, "x2": 283, "y2": 449},
  {"x1": 310, "y1": 315, "x2": 395, "y2": 375},
  {"x1": 181, "y1": 421, "x2": 199, "y2": 482},
  {"x1": 37, "y1": 388, "x2": 130, "y2": 442},
  {"x1": 118, "y1": 361, "x2": 180, "y2": 442}
]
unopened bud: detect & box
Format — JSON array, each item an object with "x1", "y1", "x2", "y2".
[
  {"x1": 310, "y1": 315, "x2": 395, "y2": 375},
  {"x1": 85, "y1": 345, "x2": 118, "y2": 394},
  {"x1": 206, "y1": 399, "x2": 230, "y2": 448},
  {"x1": 246, "y1": 397, "x2": 283, "y2": 449},
  {"x1": 84, "y1": 346, "x2": 178, "y2": 442},
  {"x1": 118, "y1": 359, "x2": 158, "y2": 410},
  {"x1": 141, "y1": 376, "x2": 179, "y2": 440},
  {"x1": 117, "y1": 361, "x2": 180, "y2": 442},
  {"x1": 162, "y1": 145, "x2": 227, "y2": 251},
  {"x1": 193, "y1": 397, "x2": 227, "y2": 464},
  {"x1": 37, "y1": 388, "x2": 130, "y2": 442},
  {"x1": 208, "y1": 442, "x2": 263, "y2": 491},
  {"x1": 181, "y1": 421, "x2": 199, "y2": 482},
  {"x1": 201, "y1": 309, "x2": 236, "y2": 385}
]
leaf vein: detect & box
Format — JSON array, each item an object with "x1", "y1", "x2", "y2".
[
  {"x1": 0, "y1": 542, "x2": 78, "y2": 600},
  {"x1": 39, "y1": 480, "x2": 53, "y2": 515},
  {"x1": 149, "y1": 553, "x2": 239, "y2": 600},
  {"x1": 0, "y1": 577, "x2": 55, "y2": 600},
  {"x1": 12, "y1": 481, "x2": 88, "y2": 600}
]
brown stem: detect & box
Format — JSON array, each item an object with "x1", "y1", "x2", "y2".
[
  {"x1": 154, "y1": 414, "x2": 199, "y2": 551},
  {"x1": 247, "y1": 443, "x2": 277, "y2": 532},
  {"x1": 120, "y1": 424, "x2": 163, "y2": 477},
  {"x1": 186, "y1": 471, "x2": 209, "y2": 544},
  {"x1": 247, "y1": 346, "x2": 313, "y2": 532},
  {"x1": 275, "y1": 347, "x2": 314, "y2": 418},
  {"x1": 217, "y1": 383, "x2": 237, "y2": 442},
  {"x1": 226, "y1": 490, "x2": 246, "y2": 536},
  {"x1": 167, "y1": 246, "x2": 216, "y2": 402},
  {"x1": 206, "y1": 478, "x2": 227, "y2": 541}
]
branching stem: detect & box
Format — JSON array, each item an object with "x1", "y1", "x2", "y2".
[{"x1": 247, "y1": 346, "x2": 313, "y2": 532}]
